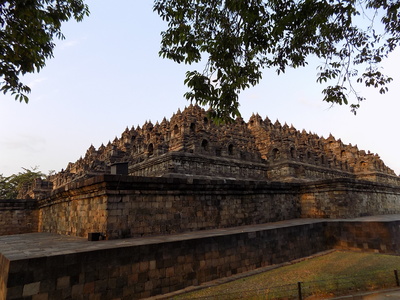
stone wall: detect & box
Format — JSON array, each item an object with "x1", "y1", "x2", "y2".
[
  {"x1": 0, "y1": 200, "x2": 38, "y2": 236},
  {"x1": 328, "y1": 219, "x2": 400, "y2": 254},
  {"x1": 3, "y1": 217, "x2": 400, "y2": 299},
  {"x1": 300, "y1": 179, "x2": 400, "y2": 218},
  {"x1": 34, "y1": 175, "x2": 400, "y2": 240},
  {"x1": 267, "y1": 161, "x2": 355, "y2": 182},
  {"x1": 38, "y1": 177, "x2": 108, "y2": 237},
  {"x1": 1, "y1": 175, "x2": 400, "y2": 240},
  {"x1": 356, "y1": 172, "x2": 400, "y2": 186},
  {"x1": 38, "y1": 175, "x2": 301, "y2": 239},
  {"x1": 129, "y1": 152, "x2": 268, "y2": 180},
  {"x1": 2, "y1": 221, "x2": 330, "y2": 300}
]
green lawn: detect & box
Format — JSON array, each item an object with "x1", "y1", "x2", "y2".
[{"x1": 174, "y1": 251, "x2": 400, "y2": 299}]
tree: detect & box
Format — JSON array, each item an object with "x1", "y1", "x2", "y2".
[
  {"x1": 0, "y1": 167, "x2": 44, "y2": 199},
  {"x1": 2, "y1": 1, "x2": 398, "y2": 121},
  {"x1": 0, "y1": 174, "x2": 12, "y2": 199},
  {"x1": 0, "y1": 0, "x2": 89, "y2": 103},
  {"x1": 154, "y1": 0, "x2": 399, "y2": 121}
]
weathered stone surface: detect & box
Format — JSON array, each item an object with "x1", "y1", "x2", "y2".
[
  {"x1": 0, "y1": 200, "x2": 38, "y2": 236},
  {"x1": 19, "y1": 105, "x2": 398, "y2": 199},
  {"x1": 32, "y1": 176, "x2": 400, "y2": 239},
  {"x1": 0, "y1": 221, "x2": 327, "y2": 299},
  {"x1": 1, "y1": 217, "x2": 400, "y2": 300},
  {"x1": 22, "y1": 281, "x2": 40, "y2": 297},
  {"x1": 4, "y1": 106, "x2": 397, "y2": 238},
  {"x1": 300, "y1": 178, "x2": 400, "y2": 218},
  {"x1": 1, "y1": 105, "x2": 399, "y2": 298},
  {"x1": 2, "y1": 175, "x2": 400, "y2": 239}
]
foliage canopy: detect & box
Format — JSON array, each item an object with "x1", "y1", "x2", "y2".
[
  {"x1": 0, "y1": 0, "x2": 89, "y2": 102},
  {"x1": 0, "y1": 167, "x2": 45, "y2": 199},
  {"x1": 154, "y1": 0, "x2": 399, "y2": 121},
  {"x1": 1, "y1": 1, "x2": 398, "y2": 121}
]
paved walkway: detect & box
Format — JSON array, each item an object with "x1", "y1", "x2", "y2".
[
  {"x1": 330, "y1": 288, "x2": 400, "y2": 299},
  {"x1": 1, "y1": 214, "x2": 400, "y2": 261},
  {"x1": 364, "y1": 289, "x2": 400, "y2": 299},
  {"x1": 0, "y1": 218, "x2": 323, "y2": 261},
  {"x1": 1, "y1": 214, "x2": 400, "y2": 299}
]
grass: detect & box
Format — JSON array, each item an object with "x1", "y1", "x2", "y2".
[{"x1": 173, "y1": 251, "x2": 400, "y2": 299}]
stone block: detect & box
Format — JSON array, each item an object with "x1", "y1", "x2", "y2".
[
  {"x1": 139, "y1": 261, "x2": 149, "y2": 272},
  {"x1": 32, "y1": 293, "x2": 49, "y2": 300},
  {"x1": 83, "y1": 282, "x2": 95, "y2": 294},
  {"x1": 134, "y1": 282, "x2": 145, "y2": 293},
  {"x1": 71, "y1": 284, "x2": 84, "y2": 297},
  {"x1": 165, "y1": 266, "x2": 174, "y2": 278},
  {"x1": 127, "y1": 273, "x2": 138, "y2": 286},
  {"x1": 57, "y1": 276, "x2": 70, "y2": 289},
  {"x1": 144, "y1": 280, "x2": 153, "y2": 291},
  {"x1": 107, "y1": 278, "x2": 117, "y2": 290},
  {"x1": 7, "y1": 272, "x2": 31, "y2": 287},
  {"x1": 6, "y1": 286, "x2": 23, "y2": 299},
  {"x1": 149, "y1": 260, "x2": 156, "y2": 270},
  {"x1": 94, "y1": 279, "x2": 108, "y2": 293},
  {"x1": 123, "y1": 286, "x2": 135, "y2": 297},
  {"x1": 22, "y1": 281, "x2": 40, "y2": 297}
]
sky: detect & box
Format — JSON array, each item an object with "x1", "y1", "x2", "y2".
[{"x1": 1, "y1": 1, "x2": 399, "y2": 177}]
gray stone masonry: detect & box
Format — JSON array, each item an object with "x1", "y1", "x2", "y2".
[
  {"x1": 1, "y1": 215, "x2": 400, "y2": 299},
  {"x1": 37, "y1": 175, "x2": 400, "y2": 239},
  {"x1": 0, "y1": 200, "x2": 38, "y2": 236}
]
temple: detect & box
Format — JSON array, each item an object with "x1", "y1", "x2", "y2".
[
  {"x1": 2, "y1": 105, "x2": 400, "y2": 299},
  {"x1": 21, "y1": 105, "x2": 398, "y2": 199}
]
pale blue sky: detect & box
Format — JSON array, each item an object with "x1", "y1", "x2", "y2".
[{"x1": 1, "y1": 0, "x2": 399, "y2": 176}]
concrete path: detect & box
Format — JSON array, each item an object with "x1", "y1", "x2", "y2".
[
  {"x1": 2, "y1": 214, "x2": 400, "y2": 299},
  {"x1": 329, "y1": 288, "x2": 400, "y2": 299},
  {"x1": 2, "y1": 214, "x2": 400, "y2": 261},
  {"x1": 0, "y1": 218, "x2": 326, "y2": 261}
]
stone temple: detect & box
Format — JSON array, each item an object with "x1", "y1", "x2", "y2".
[
  {"x1": 24, "y1": 104, "x2": 398, "y2": 196},
  {"x1": 1, "y1": 105, "x2": 400, "y2": 299}
]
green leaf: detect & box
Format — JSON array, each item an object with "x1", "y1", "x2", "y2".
[{"x1": 154, "y1": 0, "x2": 398, "y2": 121}]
